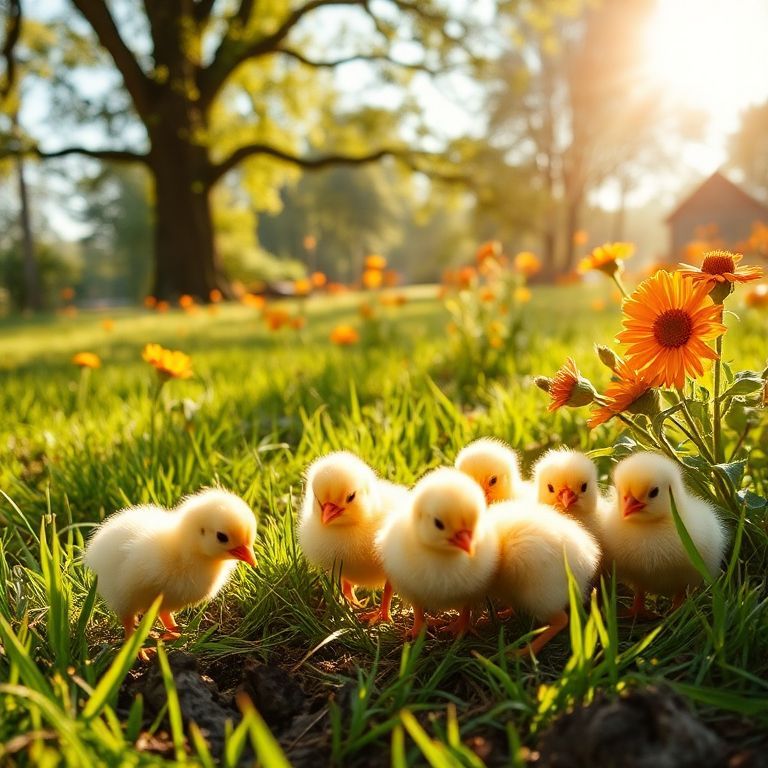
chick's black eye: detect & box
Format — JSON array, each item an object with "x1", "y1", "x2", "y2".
[
  {"x1": 547, "y1": 483, "x2": 555, "y2": 493},
  {"x1": 489, "y1": 476, "x2": 498, "y2": 486},
  {"x1": 649, "y1": 487, "x2": 659, "y2": 499},
  {"x1": 434, "y1": 518, "x2": 445, "y2": 530},
  {"x1": 346, "y1": 492, "x2": 356, "y2": 504},
  {"x1": 216, "y1": 531, "x2": 229, "y2": 544},
  {"x1": 581, "y1": 482, "x2": 588, "y2": 493}
]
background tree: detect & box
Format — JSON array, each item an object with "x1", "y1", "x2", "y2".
[
  {"x1": 2, "y1": 0, "x2": 491, "y2": 301},
  {"x1": 729, "y1": 101, "x2": 768, "y2": 203}
]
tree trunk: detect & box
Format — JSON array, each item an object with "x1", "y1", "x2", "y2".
[
  {"x1": 563, "y1": 192, "x2": 583, "y2": 272},
  {"x1": 148, "y1": 136, "x2": 228, "y2": 301},
  {"x1": 15, "y1": 152, "x2": 41, "y2": 312}
]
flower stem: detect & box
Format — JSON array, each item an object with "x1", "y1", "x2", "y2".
[
  {"x1": 675, "y1": 389, "x2": 715, "y2": 463},
  {"x1": 713, "y1": 333, "x2": 724, "y2": 464},
  {"x1": 611, "y1": 271, "x2": 630, "y2": 300}
]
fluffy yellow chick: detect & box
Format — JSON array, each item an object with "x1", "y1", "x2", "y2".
[
  {"x1": 455, "y1": 437, "x2": 528, "y2": 504},
  {"x1": 533, "y1": 448, "x2": 607, "y2": 537},
  {"x1": 490, "y1": 500, "x2": 600, "y2": 656},
  {"x1": 85, "y1": 489, "x2": 257, "y2": 658},
  {"x1": 376, "y1": 468, "x2": 498, "y2": 637},
  {"x1": 298, "y1": 451, "x2": 407, "y2": 621},
  {"x1": 603, "y1": 452, "x2": 727, "y2": 619}
]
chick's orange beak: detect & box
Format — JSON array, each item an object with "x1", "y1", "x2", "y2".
[
  {"x1": 556, "y1": 486, "x2": 578, "y2": 510},
  {"x1": 622, "y1": 495, "x2": 645, "y2": 518},
  {"x1": 228, "y1": 544, "x2": 257, "y2": 567},
  {"x1": 321, "y1": 502, "x2": 344, "y2": 525},
  {"x1": 449, "y1": 529, "x2": 474, "y2": 555}
]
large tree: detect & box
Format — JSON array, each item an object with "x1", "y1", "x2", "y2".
[
  {"x1": 2, "y1": 0, "x2": 487, "y2": 300},
  {"x1": 729, "y1": 101, "x2": 768, "y2": 203}
]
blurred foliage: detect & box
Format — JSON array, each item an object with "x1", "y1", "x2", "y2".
[{"x1": 729, "y1": 101, "x2": 768, "y2": 203}]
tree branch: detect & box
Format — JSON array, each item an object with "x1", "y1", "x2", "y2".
[
  {"x1": 0, "y1": 145, "x2": 148, "y2": 164},
  {"x1": 70, "y1": 0, "x2": 152, "y2": 119},
  {"x1": 1, "y1": 0, "x2": 21, "y2": 104},
  {"x1": 208, "y1": 142, "x2": 472, "y2": 187},
  {"x1": 198, "y1": 0, "x2": 364, "y2": 109},
  {"x1": 194, "y1": 0, "x2": 218, "y2": 24},
  {"x1": 275, "y1": 46, "x2": 439, "y2": 74}
]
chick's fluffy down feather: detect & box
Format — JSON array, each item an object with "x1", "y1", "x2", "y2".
[
  {"x1": 490, "y1": 501, "x2": 600, "y2": 620},
  {"x1": 299, "y1": 456, "x2": 408, "y2": 587},
  {"x1": 376, "y1": 472, "x2": 499, "y2": 612}
]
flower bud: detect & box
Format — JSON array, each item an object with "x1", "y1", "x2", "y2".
[
  {"x1": 708, "y1": 280, "x2": 734, "y2": 305},
  {"x1": 595, "y1": 344, "x2": 621, "y2": 372},
  {"x1": 534, "y1": 376, "x2": 552, "y2": 393}
]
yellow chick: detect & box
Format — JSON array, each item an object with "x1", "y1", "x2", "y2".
[
  {"x1": 455, "y1": 437, "x2": 529, "y2": 504},
  {"x1": 376, "y1": 468, "x2": 498, "y2": 637},
  {"x1": 85, "y1": 489, "x2": 257, "y2": 658},
  {"x1": 533, "y1": 448, "x2": 607, "y2": 538},
  {"x1": 603, "y1": 452, "x2": 727, "y2": 619},
  {"x1": 298, "y1": 451, "x2": 407, "y2": 621},
  {"x1": 490, "y1": 500, "x2": 600, "y2": 656}
]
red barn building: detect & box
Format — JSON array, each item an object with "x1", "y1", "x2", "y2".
[{"x1": 666, "y1": 171, "x2": 768, "y2": 263}]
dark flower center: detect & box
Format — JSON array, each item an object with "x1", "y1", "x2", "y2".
[
  {"x1": 653, "y1": 309, "x2": 693, "y2": 349},
  {"x1": 702, "y1": 252, "x2": 736, "y2": 275}
]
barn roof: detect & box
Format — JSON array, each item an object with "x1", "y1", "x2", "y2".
[{"x1": 665, "y1": 170, "x2": 768, "y2": 223}]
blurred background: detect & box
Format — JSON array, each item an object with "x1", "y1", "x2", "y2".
[{"x1": 1, "y1": 0, "x2": 767, "y2": 313}]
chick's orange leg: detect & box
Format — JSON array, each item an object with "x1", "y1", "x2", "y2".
[
  {"x1": 671, "y1": 590, "x2": 686, "y2": 610},
  {"x1": 619, "y1": 591, "x2": 661, "y2": 621},
  {"x1": 122, "y1": 615, "x2": 151, "y2": 662},
  {"x1": 159, "y1": 610, "x2": 182, "y2": 641},
  {"x1": 406, "y1": 606, "x2": 426, "y2": 639},
  {"x1": 360, "y1": 581, "x2": 393, "y2": 625},
  {"x1": 511, "y1": 610, "x2": 568, "y2": 658},
  {"x1": 341, "y1": 579, "x2": 365, "y2": 608}
]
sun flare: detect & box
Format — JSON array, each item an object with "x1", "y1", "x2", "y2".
[{"x1": 644, "y1": 0, "x2": 768, "y2": 122}]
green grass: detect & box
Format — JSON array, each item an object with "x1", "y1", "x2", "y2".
[{"x1": 0, "y1": 284, "x2": 767, "y2": 766}]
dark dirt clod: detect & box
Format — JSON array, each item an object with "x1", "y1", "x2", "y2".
[
  {"x1": 237, "y1": 658, "x2": 307, "y2": 727},
  {"x1": 138, "y1": 651, "x2": 243, "y2": 760},
  {"x1": 532, "y1": 687, "x2": 728, "y2": 768}
]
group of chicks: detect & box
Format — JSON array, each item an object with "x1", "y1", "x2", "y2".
[
  {"x1": 83, "y1": 439, "x2": 727, "y2": 660},
  {"x1": 298, "y1": 439, "x2": 728, "y2": 654}
]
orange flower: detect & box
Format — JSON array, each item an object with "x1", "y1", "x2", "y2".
[
  {"x1": 326, "y1": 282, "x2": 347, "y2": 295},
  {"x1": 242, "y1": 293, "x2": 266, "y2": 310},
  {"x1": 745, "y1": 283, "x2": 768, "y2": 308},
  {"x1": 617, "y1": 270, "x2": 726, "y2": 389},
  {"x1": 209, "y1": 289, "x2": 223, "y2": 303},
  {"x1": 382, "y1": 269, "x2": 400, "y2": 287},
  {"x1": 72, "y1": 352, "x2": 101, "y2": 369},
  {"x1": 303, "y1": 234, "x2": 317, "y2": 251},
  {"x1": 310, "y1": 271, "x2": 327, "y2": 288},
  {"x1": 362, "y1": 269, "x2": 383, "y2": 289},
  {"x1": 591, "y1": 298, "x2": 606, "y2": 312},
  {"x1": 587, "y1": 360, "x2": 657, "y2": 428},
  {"x1": 546, "y1": 358, "x2": 595, "y2": 412},
  {"x1": 572, "y1": 229, "x2": 589, "y2": 246},
  {"x1": 476, "y1": 240, "x2": 502, "y2": 264},
  {"x1": 156, "y1": 300, "x2": 170, "y2": 313},
  {"x1": 359, "y1": 302, "x2": 375, "y2": 319},
  {"x1": 102, "y1": 318, "x2": 115, "y2": 332},
  {"x1": 290, "y1": 315, "x2": 306, "y2": 330},
  {"x1": 144, "y1": 295, "x2": 158, "y2": 309},
  {"x1": 514, "y1": 251, "x2": 541, "y2": 276},
  {"x1": 61, "y1": 305, "x2": 78, "y2": 318},
  {"x1": 365, "y1": 254, "x2": 387, "y2": 271},
  {"x1": 457, "y1": 266, "x2": 476, "y2": 289},
  {"x1": 479, "y1": 287, "x2": 496, "y2": 303},
  {"x1": 60, "y1": 287, "x2": 75, "y2": 301},
  {"x1": 142, "y1": 343, "x2": 193, "y2": 380},
  {"x1": 679, "y1": 250, "x2": 762, "y2": 288},
  {"x1": 293, "y1": 278, "x2": 311, "y2": 296},
  {"x1": 379, "y1": 292, "x2": 407, "y2": 307},
  {"x1": 514, "y1": 286, "x2": 532, "y2": 303},
  {"x1": 579, "y1": 242, "x2": 634, "y2": 276},
  {"x1": 179, "y1": 294, "x2": 195, "y2": 309},
  {"x1": 264, "y1": 308, "x2": 291, "y2": 330},
  {"x1": 330, "y1": 324, "x2": 360, "y2": 345}
]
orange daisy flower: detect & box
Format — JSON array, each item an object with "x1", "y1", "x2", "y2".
[
  {"x1": 616, "y1": 270, "x2": 726, "y2": 389},
  {"x1": 142, "y1": 343, "x2": 193, "y2": 380},
  {"x1": 546, "y1": 358, "x2": 595, "y2": 412},
  {"x1": 476, "y1": 240, "x2": 502, "y2": 265},
  {"x1": 362, "y1": 269, "x2": 383, "y2": 290},
  {"x1": 579, "y1": 242, "x2": 634, "y2": 276},
  {"x1": 514, "y1": 251, "x2": 541, "y2": 277},
  {"x1": 293, "y1": 278, "x2": 311, "y2": 296},
  {"x1": 72, "y1": 352, "x2": 101, "y2": 369},
  {"x1": 310, "y1": 271, "x2": 327, "y2": 288},
  {"x1": 209, "y1": 289, "x2": 223, "y2": 303},
  {"x1": 587, "y1": 360, "x2": 656, "y2": 428},
  {"x1": 679, "y1": 250, "x2": 763, "y2": 286},
  {"x1": 745, "y1": 283, "x2": 768, "y2": 308},
  {"x1": 364, "y1": 254, "x2": 387, "y2": 271},
  {"x1": 330, "y1": 324, "x2": 360, "y2": 345}
]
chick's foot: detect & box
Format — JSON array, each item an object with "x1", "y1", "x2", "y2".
[{"x1": 618, "y1": 592, "x2": 661, "y2": 621}]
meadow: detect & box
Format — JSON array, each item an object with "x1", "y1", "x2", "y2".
[{"x1": 0, "y1": 281, "x2": 767, "y2": 767}]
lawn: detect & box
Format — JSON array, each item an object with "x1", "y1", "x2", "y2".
[{"x1": 0, "y1": 282, "x2": 767, "y2": 766}]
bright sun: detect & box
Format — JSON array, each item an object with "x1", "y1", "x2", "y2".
[{"x1": 644, "y1": 0, "x2": 768, "y2": 124}]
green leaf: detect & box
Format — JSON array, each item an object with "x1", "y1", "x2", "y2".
[
  {"x1": 668, "y1": 489, "x2": 715, "y2": 586},
  {"x1": 713, "y1": 460, "x2": 747, "y2": 488},
  {"x1": 721, "y1": 372, "x2": 763, "y2": 398},
  {"x1": 737, "y1": 489, "x2": 768, "y2": 510}
]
